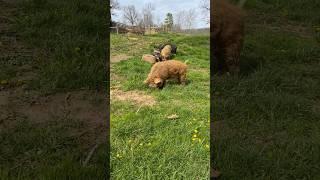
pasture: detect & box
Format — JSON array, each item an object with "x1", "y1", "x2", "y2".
[
  {"x1": 212, "y1": 0, "x2": 320, "y2": 179},
  {"x1": 110, "y1": 33, "x2": 210, "y2": 179}
]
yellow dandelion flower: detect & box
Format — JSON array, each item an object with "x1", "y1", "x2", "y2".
[
  {"x1": 194, "y1": 130, "x2": 198, "y2": 133},
  {"x1": 193, "y1": 134, "x2": 197, "y2": 138},
  {"x1": 192, "y1": 138, "x2": 197, "y2": 141},
  {"x1": 116, "y1": 153, "x2": 121, "y2": 158},
  {"x1": 205, "y1": 144, "x2": 209, "y2": 149}
]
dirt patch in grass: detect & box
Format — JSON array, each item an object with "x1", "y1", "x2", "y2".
[
  {"x1": 110, "y1": 89, "x2": 156, "y2": 107},
  {"x1": 110, "y1": 54, "x2": 132, "y2": 63},
  {"x1": 111, "y1": 73, "x2": 125, "y2": 82},
  {"x1": 19, "y1": 91, "x2": 106, "y2": 123},
  {"x1": 1, "y1": 89, "x2": 107, "y2": 140},
  {"x1": 0, "y1": 88, "x2": 108, "y2": 176}
]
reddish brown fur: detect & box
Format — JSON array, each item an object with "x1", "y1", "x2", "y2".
[
  {"x1": 160, "y1": 45, "x2": 172, "y2": 61},
  {"x1": 212, "y1": 0, "x2": 245, "y2": 75},
  {"x1": 144, "y1": 60, "x2": 187, "y2": 89}
]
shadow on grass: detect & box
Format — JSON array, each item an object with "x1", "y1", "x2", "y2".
[
  {"x1": 166, "y1": 79, "x2": 191, "y2": 85},
  {"x1": 212, "y1": 53, "x2": 266, "y2": 77},
  {"x1": 239, "y1": 54, "x2": 266, "y2": 76},
  {"x1": 141, "y1": 80, "x2": 191, "y2": 91}
]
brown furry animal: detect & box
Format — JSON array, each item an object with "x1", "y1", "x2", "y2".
[
  {"x1": 144, "y1": 60, "x2": 187, "y2": 89},
  {"x1": 152, "y1": 50, "x2": 162, "y2": 62},
  {"x1": 212, "y1": 0, "x2": 245, "y2": 75},
  {"x1": 160, "y1": 45, "x2": 172, "y2": 61}
]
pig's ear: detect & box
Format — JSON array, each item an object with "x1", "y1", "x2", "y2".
[{"x1": 154, "y1": 78, "x2": 162, "y2": 85}]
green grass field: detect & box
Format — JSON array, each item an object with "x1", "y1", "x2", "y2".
[
  {"x1": 14, "y1": 0, "x2": 108, "y2": 92},
  {"x1": 213, "y1": 0, "x2": 320, "y2": 179},
  {"x1": 110, "y1": 33, "x2": 210, "y2": 179},
  {"x1": 0, "y1": 0, "x2": 108, "y2": 179}
]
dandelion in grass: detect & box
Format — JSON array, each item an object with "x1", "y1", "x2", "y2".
[
  {"x1": 116, "y1": 153, "x2": 122, "y2": 158},
  {"x1": 75, "y1": 47, "x2": 80, "y2": 52}
]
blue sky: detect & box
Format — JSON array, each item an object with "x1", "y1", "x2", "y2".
[{"x1": 111, "y1": 0, "x2": 209, "y2": 29}]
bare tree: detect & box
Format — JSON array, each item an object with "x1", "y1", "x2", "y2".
[
  {"x1": 110, "y1": 0, "x2": 120, "y2": 16},
  {"x1": 122, "y1": 5, "x2": 139, "y2": 26},
  {"x1": 185, "y1": 9, "x2": 197, "y2": 30},
  {"x1": 137, "y1": 15, "x2": 145, "y2": 28},
  {"x1": 199, "y1": 0, "x2": 209, "y2": 24},
  {"x1": 142, "y1": 3, "x2": 155, "y2": 28},
  {"x1": 174, "y1": 10, "x2": 186, "y2": 31}
]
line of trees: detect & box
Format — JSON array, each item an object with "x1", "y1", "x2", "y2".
[
  {"x1": 118, "y1": 2, "x2": 155, "y2": 28},
  {"x1": 173, "y1": 9, "x2": 197, "y2": 31},
  {"x1": 111, "y1": 0, "x2": 208, "y2": 31}
]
